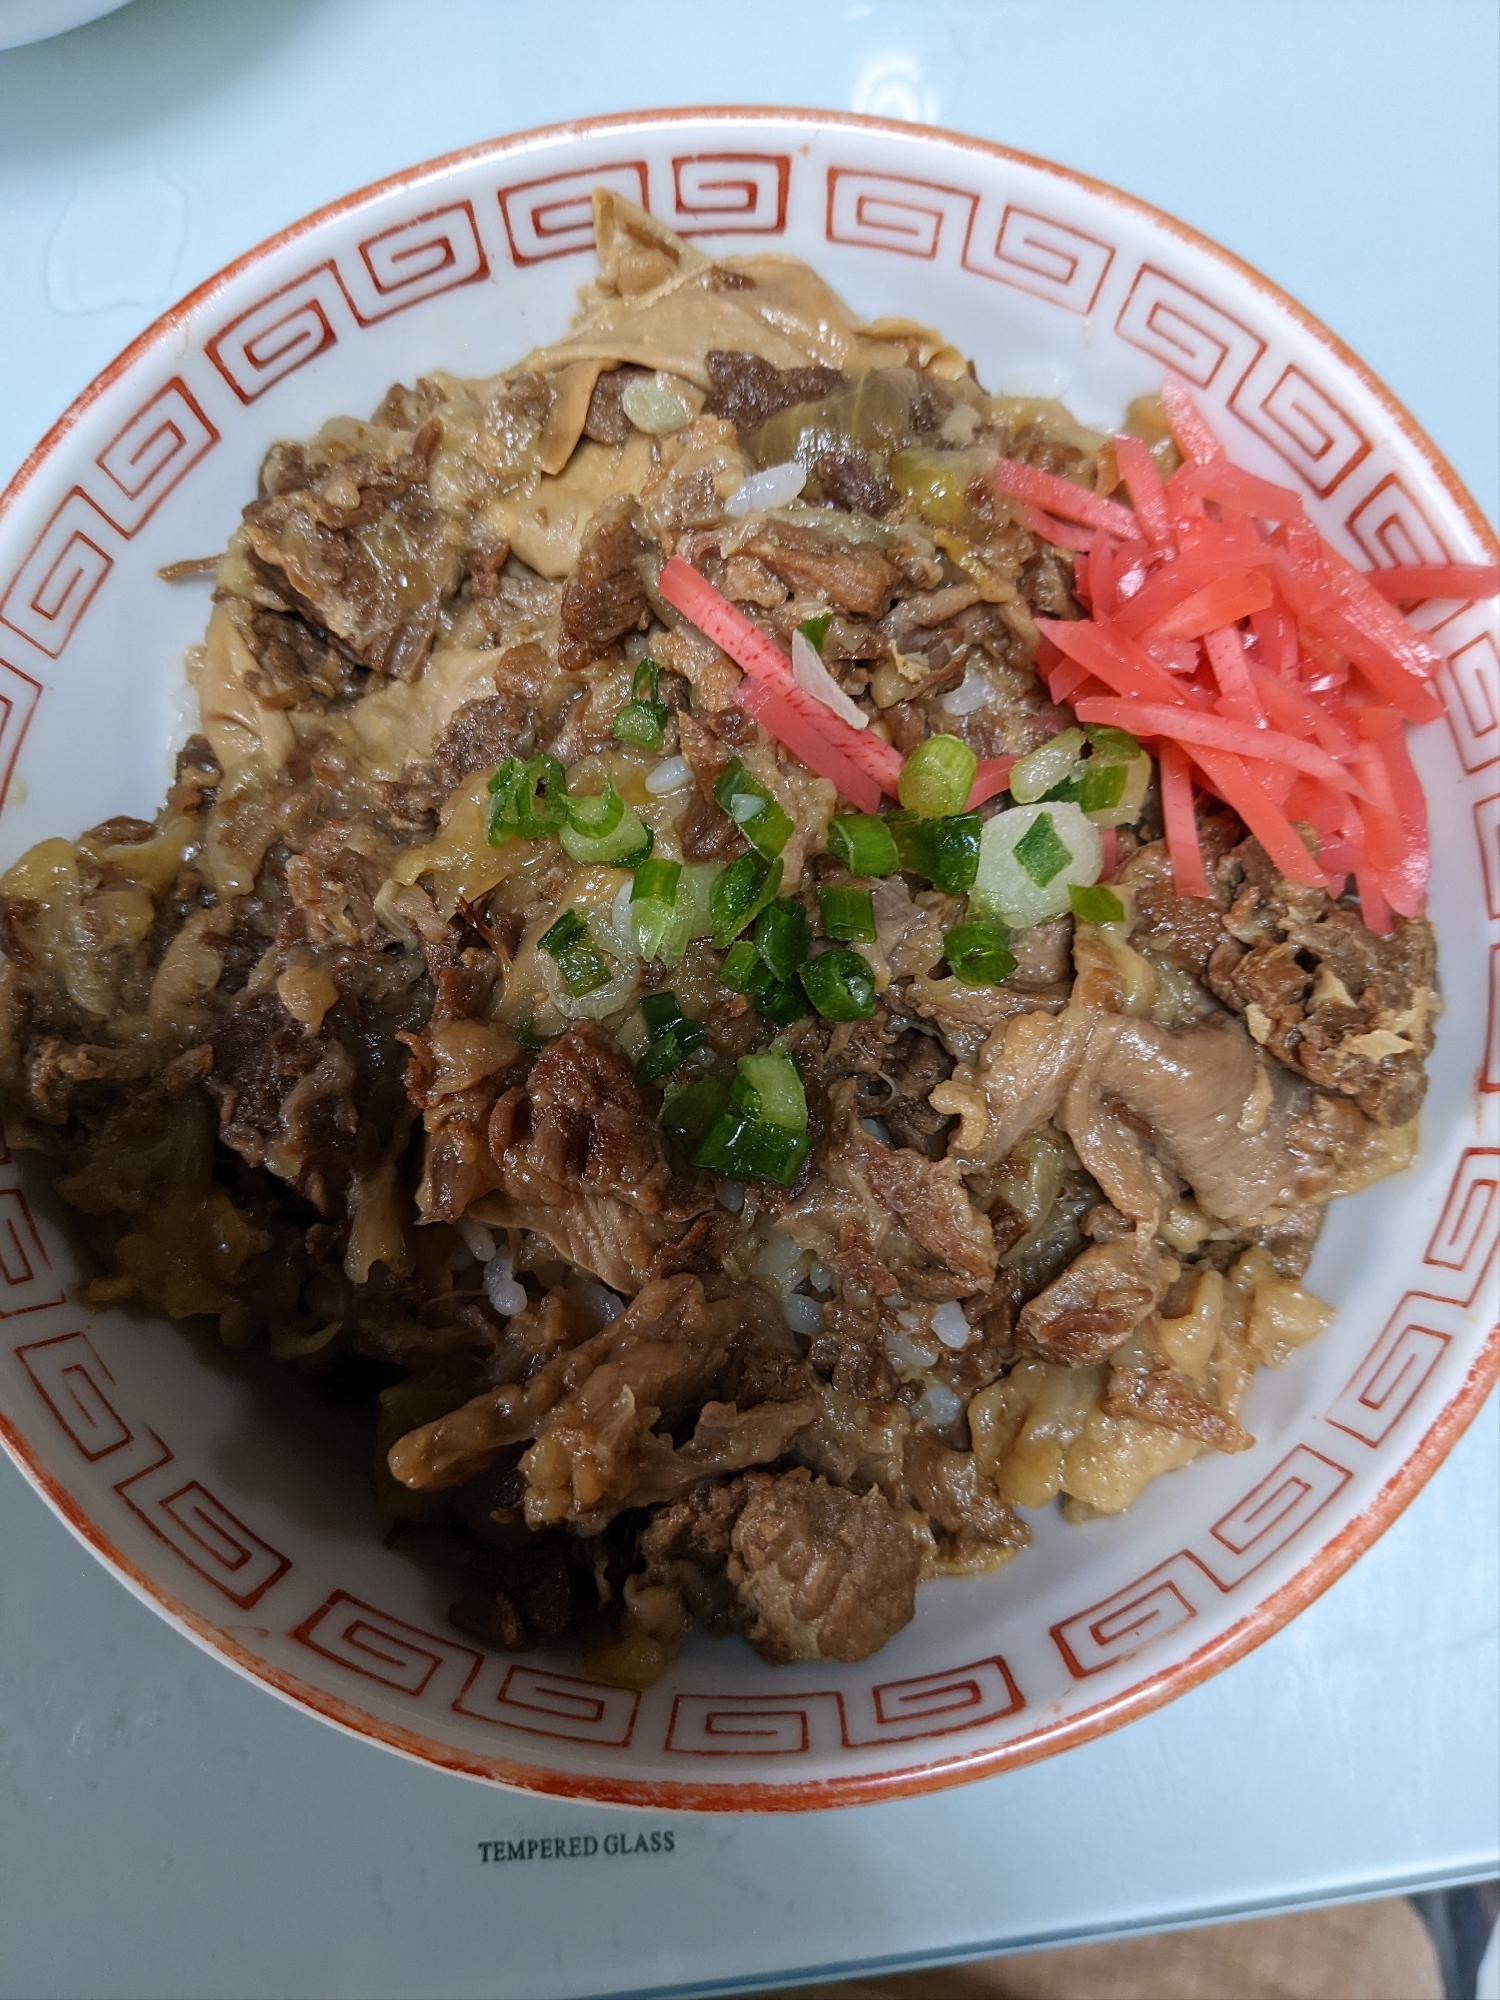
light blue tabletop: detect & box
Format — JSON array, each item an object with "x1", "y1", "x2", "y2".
[{"x1": 0, "y1": 4, "x2": 1495, "y2": 1997}]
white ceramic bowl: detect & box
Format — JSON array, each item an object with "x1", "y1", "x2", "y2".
[{"x1": 0, "y1": 110, "x2": 1494, "y2": 1810}]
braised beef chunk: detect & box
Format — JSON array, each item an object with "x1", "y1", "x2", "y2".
[
  {"x1": 487, "y1": 1023, "x2": 672, "y2": 1215},
  {"x1": 642, "y1": 1467, "x2": 923, "y2": 1664},
  {"x1": 206, "y1": 995, "x2": 361, "y2": 1217},
  {"x1": 1207, "y1": 837, "x2": 1436, "y2": 1125},
  {"x1": 242, "y1": 420, "x2": 458, "y2": 681},
  {"x1": 1103, "y1": 1365, "x2": 1253, "y2": 1453},
  {"x1": 703, "y1": 351, "x2": 846, "y2": 434},
  {"x1": 637, "y1": 1477, "x2": 745, "y2": 1634},
  {"x1": 23, "y1": 1037, "x2": 151, "y2": 1123},
  {"x1": 728, "y1": 1469, "x2": 922, "y2": 1664},
  {"x1": 813, "y1": 448, "x2": 898, "y2": 517},
  {"x1": 243, "y1": 607, "x2": 362, "y2": 709},
  {"x1": 1116, "y1": 831, "x2": 1235, "y2": 981},
  {"x1": 557, "y1": 494, "x2": 653, "y2": 672},
  {"x1": 583, "y1": 365, "x2": 653, "y2": 445},
  {"x1": 1016, "y1": 1238, "x2": 1180, "y2": 1366},
  {"x1": 1018, "y1": 549, "x2": 1079, "y2": 619},
  {"x1": 738, "y1": 520, "x2": 898, "y2": 619},
  {"x1": 450, "y1": 1530, "x2": 592, "y2": 1650}
]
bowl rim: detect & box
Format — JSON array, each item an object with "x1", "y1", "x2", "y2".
[{"x1": 1, "y1": 104, "x2": 1495, "y2": 1812}]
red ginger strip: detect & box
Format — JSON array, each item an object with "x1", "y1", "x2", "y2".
[
  {"x1": 1152, "y1": 569, "x2": 1274, "y2": 640},
  {"x1": 1184, "y1": 745, "x2": 1326, "y2": 888},
  {"x1": 997, "y1": 458, "x2": 1144, "y2": 540},
  {"x1": 1113, "y1": 434, "x2": 1173, "y2": 548},
  {"x1": 966, "y1": 756, "x2": 1016, "y2": 810},
  {"x1": 733, "y1": 677, "x2": 882, "y2": 814},
  {"x1": 1160, "y1": 372, "x2": 1223, "y2": 465},
  {"x1": 1072, "y1": 697, "x2": 1365, "y2": 796},
  {"x1": 1158, "y1": 740, "x2": 1209, "y2": 898},
  {"x1": 656, "y1": 555, "x2": 900, "y2": 804},
  {"x1": 1366, "y1": 563, "x2": 1500, "y2": 603},
  {"x1": 1024, "y1": 503, "x2": 1095, "y2": 552}
]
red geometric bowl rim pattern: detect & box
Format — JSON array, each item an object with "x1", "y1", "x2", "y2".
[{"x1": 0, "y1": 107, "x2": 1495, "y2": 1812}]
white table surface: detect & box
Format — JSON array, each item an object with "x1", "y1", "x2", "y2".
[{"x1": 0, "y1": 4, "x2": 1495, "y2": 1997}]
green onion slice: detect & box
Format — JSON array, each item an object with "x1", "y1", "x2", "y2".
[
  {"x1": 887, "y1": 809, "x2": 982, "y2": 894},
  {"x1": 634, "y1": 999, "x2": 706, "y2": 1086},
  {"x1": 754, "y1": 897, "x2": 811, "y2": 981},
  {"x1": 630, "y1": 858, "x2": 682, "y2": 960},
  {"x1": 827, "y1": 813, "x2": 901, "y2": 877},
  {"x1": 559, "y1": 776, "x2": 653, "y2": 867},
  {"x1": 639, "y1": 990, "x2": 688, "y2": 1038},
  {"x1": 943, "y1": 920, "x2": 1017, "y2": 987},
  {"x1": 613, "y1": 661, "x2": 670, "y2": 748},
  {"x1": 748, "y1": 971, "x2": 807, "y2": 1027},
  {"x1": 1068, "y1": 882, "x2": 1125, "y2": 924},
  {"x1": 712, "y1": 758, "x2": 793, "y2": 860},
  {"x1": 515, "y1": 1018, "x2": 550, "y2": 1052},
  {"x1": 817, "y1": 884, "x2": 877, "y2": 944},
  {"x1": 710, "y1": 852, "x2": 783, "y2": 950},
  {"x1": 691, "y1": 1048, "x2": 811, "y2": 1186},
  {"x1": 799, "y1": 947, "x2": 877, "y2": 1021},
  {"x1": 538, "y1": 909, "x2": 613, "y2": 997},
  {"x1": 661, "y1": 1074, "x2": 731, "y2": 1151},
  {"x1": 1008, "y1": 728, "x2": 1085, "y2": 806},
  {"x1": 897, "y1": 734, "x2": 978, "y2": 818},
  {"x1": 1084, "y1": 723, "x2": 1142, "y2": 763},
  {"x1": 720, "y1": 939, "x2": 761, "y2": 992},
  {"x1": 486, "y1": 753, "x2": 568, "y2": 846},
  {"x1": 797, "y1": 611, "x2": 832, "y2": 652},
  {"x1": 612, "y1": 702, "x2": 668, "y2": 750},
  {"x1": 1013, "y1": 811, "x2": 1074, "y2": 887}
]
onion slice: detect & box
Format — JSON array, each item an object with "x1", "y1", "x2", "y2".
[{"x1": 790, "y1": 629, "x2": 868, "y2": 730}]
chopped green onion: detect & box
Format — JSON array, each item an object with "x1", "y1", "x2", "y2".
[
  {"x1": 1013, "y1": 811, "x2": 1074, "y2": 888},
  {"x1": 563, "y1": 775, "x2": 625, "y2": 839},
  {"x1": 943, "y1": 920, "x2": 1017, "y2": 986},
  {"x1": 1084, "y1": 723, "x2": 1141, "y2": 762},
  {"x1": 694, "y1": 1115, "x2": 810, "y2": 1185},
  {"x1": 1008, "y1": 728, "x2": 1085, "y2": 806},
  {"x1": 969, "y1": 801, "x2": 1103, "y2": 927},
  {"x1": 1075, "y1": 761, "x2": 1128, "y2": 814},
  {"x1": 612, "y1": 701, "x2": 667, "y2": 749},
  {"x1": 613, "y1": 660, "x2": 669, "y2": 750},
  {"x1": 1068, "y1": 883, "x2": 1125, "y2": 924},
  {"x1": 735, "y1": 1049, "x2": 807, "y2": 1129},
  {"x1": 640, "y1": 990, "x2": 688, "y2": 1038},
  {"x1": 660, "y1": 1073, "x2": 730, "y2": 1151},
  {"x1": 692, "y1": 1048, "x2": 811, "y2": 1186},
  {"x1": 720, "y1": 939, "x2": 761, "y2": 991},
  {"x1": 828, "y1": 813, "x2": 900, "y2": 877},
  {"x1": 538, "y1": 909, "x2": 612, "y2": 997},
  {"x1": 634, "y1": 1002, "x2": 705, "y2": 1084},
  {"x1": 897, "y1": 733, "x2": 977, "y2": 818},
  {"x1": 887, "y1": 809, "x2": 982, "y2": 894},
  {"x1": 710, "y1": 852, "x2": 783, "y2": 950},
  {"x1": 754, "y1": 897, "x2": 811, "y2": 981},
  {"x1": 515, "y1": 1018, "x2": 550, "y2": 1052},
  {"x1": 712, "y1": 758, "x2": 793, "y2": 860},
  {"x1": 818, "y1": 884, "x2": 877, "y2": 944},
  {"x1": 630, "y1": 858, "x2": 716, "y2": 965},
  {"x1": 799, "y1": 947, "x2": 877, "y2": 1021},
  {"x1": 797, "y1": 611, "x2": 832, "y2": 652},
  {"x1": 486, "y1": 753, "x2": 567, "y2": 846},
  {"x1": 559, "y1": 775, "x2": 653, "y2": 866},
  {"x1": 630, "y1": 858, "x2": 683, "y2": 961},
  {"x1": 1036, "y1": 727, "x2": 1149, "y2": 827},
  {"x1": 722, "y1": 932, "x2": 804, "y2": 1021},
  {"x1": 747, "y1": 970, "x2": 807, "y2": 1026}
]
